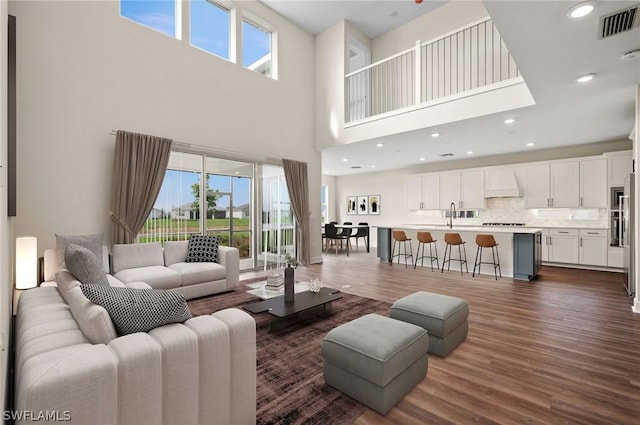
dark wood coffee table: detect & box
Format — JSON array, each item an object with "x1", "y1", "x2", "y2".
[{"x1": 243, "y1": 287, "x2": 343, "y2": 331}]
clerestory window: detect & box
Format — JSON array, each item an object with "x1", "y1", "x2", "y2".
[{"x1": 190, "y1": 0, "x2": 231, "y2": 60}]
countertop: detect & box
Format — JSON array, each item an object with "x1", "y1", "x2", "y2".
[{"x1": 375, "y1": 224, "x2": 544, "y2": 234}]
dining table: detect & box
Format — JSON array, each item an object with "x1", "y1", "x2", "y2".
[{"x1": 325, "y1": 224, "x2": 370, "y2": 256}]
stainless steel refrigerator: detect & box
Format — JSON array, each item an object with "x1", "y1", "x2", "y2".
[{"x1": 621, "y1": 173, "x2": 635, "y2": 297}]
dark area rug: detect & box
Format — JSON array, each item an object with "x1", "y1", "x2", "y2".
[{"x1": 188, "y1": 284, "x2": 390, "y2": 425}]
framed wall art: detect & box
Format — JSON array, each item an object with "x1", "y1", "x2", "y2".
[
  {"x1": 368, "y1": 195, "x2": 380, "y2": 215},
  {"x1": 357, "y1": 196, "x2": 368, "y2": 214},
  {"x1": 347, "y1": 196, "x2": 357, "y2": 215}
]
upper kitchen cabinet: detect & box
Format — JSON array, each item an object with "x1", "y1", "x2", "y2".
[
  {"x1": 439, "y1": 170, "x2": 485, "y2": 209},
  {"x1": 406, "y1": 174, "x2": 440, "y2": 210},
  {"x1": 525, "y1": 158, "x2": 607, "y2": 209},
  {"x1": 551, "y1": 162, "x2": 580, "y2": 207},
  {"x1": 525, "y1": 162, "x2": 579, "y2": 208},
  {"x1": 579, "y1": 159, "x2": 607, "y2": 208},
  {"x1": 607, "y1": 151, "x2": 632, "y2": 187},
  {"x1": 524, "y1": 164, "x2": 551, "y2": 208}
]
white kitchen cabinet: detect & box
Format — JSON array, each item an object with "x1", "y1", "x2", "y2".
[
  {"x1": 551, "y1": 162, "x2": 580, "y2": 207},
  {"x1": 525, "y1": 162, "x2": 580, "y2": 208},
  {"x1": 579, "y1": 229, "x2": 607, "y2": 266},
  {"x1": 525, "y1": 165, "x2": 550, "y2": 208},
  {"x1": 439, "y1": 170, "x2": 485, "y2": 209},
  {"x1": 548, "y1": 228, "x2": 579, "y2": 264},
  {"x1": 607, "y1": 151, "x2": 632, "y2": 187},
  {"x1": 540, "y1": 228, "x2": 550, "y2": 262},
  {"x1": 579, "y1": 159, "x2": 607, "y2": 208},
  {"x1": 406, "y1": 174, "x2": 439, "y2": 210}
]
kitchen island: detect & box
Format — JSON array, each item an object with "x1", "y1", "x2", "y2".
[{"x1": 377, "y1": 225, "x2": 543, "y2": 280}]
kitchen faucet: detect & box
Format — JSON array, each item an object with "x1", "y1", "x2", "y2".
[{"x1": 449, "y1": 202, "x2": 456, "y2": 228}]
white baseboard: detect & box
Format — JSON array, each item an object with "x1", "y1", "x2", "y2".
[{"x1": 310, "y1": 256, "x2": 323, "y2": 264}]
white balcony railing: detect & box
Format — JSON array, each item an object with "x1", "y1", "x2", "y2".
[{"x1": 345, "y1": 17, "x2": 520, "y2": 124}]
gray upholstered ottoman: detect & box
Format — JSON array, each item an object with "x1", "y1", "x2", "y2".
[
  {"x1": 390, "y1": 291, "x2": 468, "y2": 357},
  {"x1": 321, "y1": 313, "x2": 429, "y2": 415}
]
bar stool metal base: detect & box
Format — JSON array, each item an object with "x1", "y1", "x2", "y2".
[
  {"x1": 441, "y1": 233, "x2": 468, "y2": 275},
  {"x1": 414, "y1": 241, "x2": 439, "y2": 271},
  {"x1": 391, "y1": 231, "x2": 414, "y2": 268},
  {"x1": 472, "y1": 245, "x2": 502, "y2": 280}
]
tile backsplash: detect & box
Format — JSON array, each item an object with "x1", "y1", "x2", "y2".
[{"x1": 407, "y1": 197, "x2": 608, "y2": 228}]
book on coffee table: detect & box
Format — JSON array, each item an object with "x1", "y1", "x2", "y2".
[{"x1": 266, "y1": 273, "x2": 284, "y2": 288}]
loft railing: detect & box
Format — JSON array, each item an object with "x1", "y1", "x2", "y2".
[{"x1": 345, "y1": 17, "x2": 521, "y2": 124}]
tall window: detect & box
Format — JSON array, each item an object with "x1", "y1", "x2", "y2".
[
  {"x1": 120, "y1": 0, "x2": 179, "y2": 38},
  {"x1": 242, "y1": 15, "x2": 273, "y2": 78},
  {"x1": 321, "y1": 185, "x2": 328, "y2": 225},
  {"x1": 190, "y1": 0, "x2": 231, "y2": 60}
]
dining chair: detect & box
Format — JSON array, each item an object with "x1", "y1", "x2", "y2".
[{"x1": 350, "y1": 222, "x2": 369, "y2": 251}]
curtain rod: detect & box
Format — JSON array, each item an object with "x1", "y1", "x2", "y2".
[{"x1": 110, "y1": 130, "x2": 282, "y2": 165}]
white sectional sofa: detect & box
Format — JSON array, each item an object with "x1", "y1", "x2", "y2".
[
  {"x1": 43, "y1": 240, "x2": 239, "y2": 300},
  {"x1": 15, "y1": 270, "x2": 256, "y2": 425}
]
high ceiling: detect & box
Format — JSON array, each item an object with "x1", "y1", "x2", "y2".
[{"x1": 261, "y1": 1, "x2": 640, "y2": 176}]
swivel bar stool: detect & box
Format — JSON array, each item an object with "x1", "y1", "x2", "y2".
[
  {"x1": 392, "y1": 230, "x2": 413, "y2": 267},
  {"x1": 472, "y1": 234, "x2": 502, "y2": 280},
  {"x1": 414, "y1": 231, "x2": 439, "y2": 271},
  {"x1": 441, "y1": 232, "x2": 468, "y2": 275}
]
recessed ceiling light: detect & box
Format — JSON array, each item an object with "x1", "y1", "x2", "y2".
[
  {"x1": 467, "y1": 151, "x2": 474, "y2": 155},
  {"x1": 419, "y1": 157, "x2": 426, "y2": 161},
  {"x1": 431, "y1": 132, "x2": 440, "y2": 138},
  {"x1": 504, "y1": 118, "x2": 515, "y2": 124},
  {"x1": 567, "y1": 1, "x2": 594, "y2": 19},
  {"x1": 235, "y1": 171, "x2": 240, "y2": 174},
  {"x1": 526, "y1": 142, "x2": 535, "y2": 147},
  {"x1": 370, "y1": 165, "x2": 376, "y2": 168},
  {"x1": 376, "y1": 143, "x2": 384, "y2": 147},
  {"x1": 621, "y1": 49, "x2": 640, "y2": 61},
  {"x1": 342, "y1": 158, "x2": 348, "y2": 162},
  {"x1": 575, "y1": 73, "x2": 596, "y2": 83}
]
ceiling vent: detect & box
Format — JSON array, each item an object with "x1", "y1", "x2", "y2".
[
  {"x1": 598, "y1": 5, "x2": 639, "y2": 39},
  {"x1": 439, "y1": 153, "x2": 454, "y2": 157}
]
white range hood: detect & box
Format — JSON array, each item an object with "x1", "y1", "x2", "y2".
[{"x1": 485, "y1": 168, "x2": 523, "y2": 198}]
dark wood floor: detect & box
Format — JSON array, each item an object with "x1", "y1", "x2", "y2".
[{"x1": 243, "y1": 249, "x2": 640, "y2": 425}]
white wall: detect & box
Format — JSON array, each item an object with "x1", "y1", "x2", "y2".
[
  {"x1": 1, "y1": 0, "x2": 11, "y2": 409},
  {"x1": 371, "y1": 1, "x2": 489, "y2": 61},
  {"x1": 314, "y1": 20, "x2": 346, "y2": 151},
  {"x1": 10, "y1": 0, "x2": 323, "y2": 259}
]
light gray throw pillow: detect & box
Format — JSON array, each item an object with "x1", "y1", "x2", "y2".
[
  {"x1": 80, "y1": 284, "x2": 193, "y2": 336},
  {"x1": 65, "y1": 243, "x2": 110, "y2": 286},
  {"x1": 56, "y1": 233, "x2": 103, "y2": 270}
]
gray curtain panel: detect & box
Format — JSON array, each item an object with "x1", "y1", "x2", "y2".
[
  {"x1": 111, "y1": 130, "x2": 172, "y2": 244},
  {"x1": 283, "y1": 158, "x2": 311, "y2": 266}
]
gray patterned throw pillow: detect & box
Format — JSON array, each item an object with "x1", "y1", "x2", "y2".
[
  {"x1": 185, "y1": 234, "x2": 221, "y2": 263},
  {"x1": 80, "y1": 284, "x2": 193, "y2": 336}
]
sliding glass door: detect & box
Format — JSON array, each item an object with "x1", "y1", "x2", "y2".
[{"x1": 139, "y1": 151, "x2": 293, "y2": 271}]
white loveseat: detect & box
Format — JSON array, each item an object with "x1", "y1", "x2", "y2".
[
  {"x1": 15, "y1": 270, "x2": 256, "y2": 425},
  {"x1": 43, "y1": 240, "x2": 239, "y2": 300}
]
